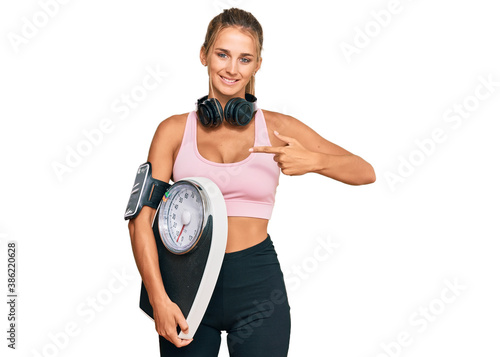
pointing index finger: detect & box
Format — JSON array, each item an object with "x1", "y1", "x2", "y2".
[{"x1": 249, "y1": 146, "x2": 282, "y2": 154}]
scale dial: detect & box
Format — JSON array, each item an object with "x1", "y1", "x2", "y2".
[{"x1": 158, "y1": 181, "x2": 208, "y2": 254}]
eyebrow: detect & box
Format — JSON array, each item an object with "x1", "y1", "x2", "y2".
[{"x1": 215, "y1": 48, "x2": 254, "y2": 57}]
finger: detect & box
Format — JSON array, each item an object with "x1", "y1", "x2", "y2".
[
  {"x1": 171, "y1": 336, "x2": 193, "y2": 348},
  {"x1": 273, "y1": 131, "x2": 297, "y2": 145},
  {"x1": 177, "y1": 338, "x2": 193, "y2": 347},
  {"x1": 164, "y1": 329, "x2": 192, "y2": 348},
  {"x1": 281, "y1": 168, "x2": 293, "y2": 176},
  {"x1": 249, "y1": 146, "x2": 282, "y2": 154},
  {"x1": 176, "y1": 312, "x2": 189, "y2": 335},
  {"x1": 173, "y1": 334, "x2": 193, "y2": 347}
]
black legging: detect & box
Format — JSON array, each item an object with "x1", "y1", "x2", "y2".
[{"x1": 159, "y1": 235, "x2": 291, "y2": 356}]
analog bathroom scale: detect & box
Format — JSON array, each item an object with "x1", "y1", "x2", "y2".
[{"x1": 139, "y1": 177, "x2": 228, "y2": 339}]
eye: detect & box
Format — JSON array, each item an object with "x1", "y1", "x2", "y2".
[
  {"x1": 240, "y1": 58, "x2": 251, "y2": 64},
  {"x1": 217, "y1": 53, "x2": 228, "y2": 59}
]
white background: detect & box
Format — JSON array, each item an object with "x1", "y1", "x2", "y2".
[{"x1": 1, "y1": 0, "x2": 499, "y2": 356}]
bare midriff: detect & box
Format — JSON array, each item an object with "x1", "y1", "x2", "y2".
[{"x1": 225, "y1": 216, "x2": 269, "y2": 252}]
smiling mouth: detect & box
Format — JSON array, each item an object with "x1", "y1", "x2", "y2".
[{"x1": 219, "y1": 75, "x2": 239, "y2": 84}]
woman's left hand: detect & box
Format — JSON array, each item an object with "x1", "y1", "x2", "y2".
[{"x1": 250, "y1": 131, "x2": 320, "y2": 176}]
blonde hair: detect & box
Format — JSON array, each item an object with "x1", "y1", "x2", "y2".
[{"x1": 201, "y1": 8, "x2": 263, "y2": 95}]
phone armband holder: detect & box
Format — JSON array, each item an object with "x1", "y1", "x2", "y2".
[{"x1": 124, "y1": 162, "x2": 171, "y2": 220}]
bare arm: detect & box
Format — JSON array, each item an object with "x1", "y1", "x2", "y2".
[
  {"x1": 127, "y1": 115, "x2": 192, "y2": 347},
  {"x1": 252, "y1": 112, "x2": 376, "y2": 185}
]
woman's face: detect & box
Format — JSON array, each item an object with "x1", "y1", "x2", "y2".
[{"x1": 201, "y1": 26, "x2": 261, "y2": 99}]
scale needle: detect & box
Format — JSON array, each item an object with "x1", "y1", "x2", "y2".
[{"x1": 176, "y1": 225, "x2": 185, "y2": 242}]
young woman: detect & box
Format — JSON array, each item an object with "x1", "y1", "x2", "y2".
[{"x1": 128, "y1": 7, "x2": 375, "y2": 357}]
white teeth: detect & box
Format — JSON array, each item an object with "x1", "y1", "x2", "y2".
[{"x1": 221, "y1": 76, "x2": 237, "y2": 83}]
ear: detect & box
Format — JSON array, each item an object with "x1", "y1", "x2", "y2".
[
  {"x1": 254, "y1": 56, "x2": 262, "y2": 74},
  {"x1": 200, "y1": 47, "x2": 207, "y2": 66}
]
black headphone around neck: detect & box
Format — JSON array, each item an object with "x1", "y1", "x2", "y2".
[{"x1": 196, "y1": 93, "x2": 258, "y2": 128}]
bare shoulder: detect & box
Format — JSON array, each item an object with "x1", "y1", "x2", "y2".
[
  {"x1": 150, "y1": 112, "x2": 188, "y2": 149},
  {"x1": 261, "y1": 109, "x2": 309, "y2": 146},
  {"x1": 148, "y1": 112, "x2": 189, "y2": 181},
  {"x1": 155, "y1": 112, "x2": 189, "y2": 137},
  {"x1": 261, "y1": 109, "x2": 305, "y2": 131},
  {"x1": 261, "y1": 109, "x2": 353, "y2": 156},
  {"x1": 261, "y1": 109, "x2": 291, "y2": 125}
]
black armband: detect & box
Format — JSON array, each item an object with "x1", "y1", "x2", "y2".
[{"x1": 124, "y1": 162, "x2": 171, "y2": 220}]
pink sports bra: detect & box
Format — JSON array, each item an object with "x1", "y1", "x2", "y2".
[{"x1": 173, "y1": 109, "x2": 280, "y2": 219}]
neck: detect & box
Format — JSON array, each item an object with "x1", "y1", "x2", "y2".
[{"x1": 208, "y1": 88, "x2": 246, "y2": 110}]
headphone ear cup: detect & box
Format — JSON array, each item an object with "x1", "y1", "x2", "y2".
[
  {"x1": 224, "y1": 97, "x2": 253, "y2": 126},
  {"x1": 223, "y1": 97, "x2": 238, "y2": 125},
  {"x1": 198, "y1": 98, "x2": 224, "y2": 127},
  {"x1": 197, "y1": 103, "x2": 213, "y2": 127}
]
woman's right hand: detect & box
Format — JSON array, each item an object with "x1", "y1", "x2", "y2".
[{"x1": 152, "y1": 297, "x2": 193, "y2": 348}]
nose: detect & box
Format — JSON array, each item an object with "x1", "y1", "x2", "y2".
[{"x1": 225, "y1": 58, "x2": 238, "y2": 76}]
